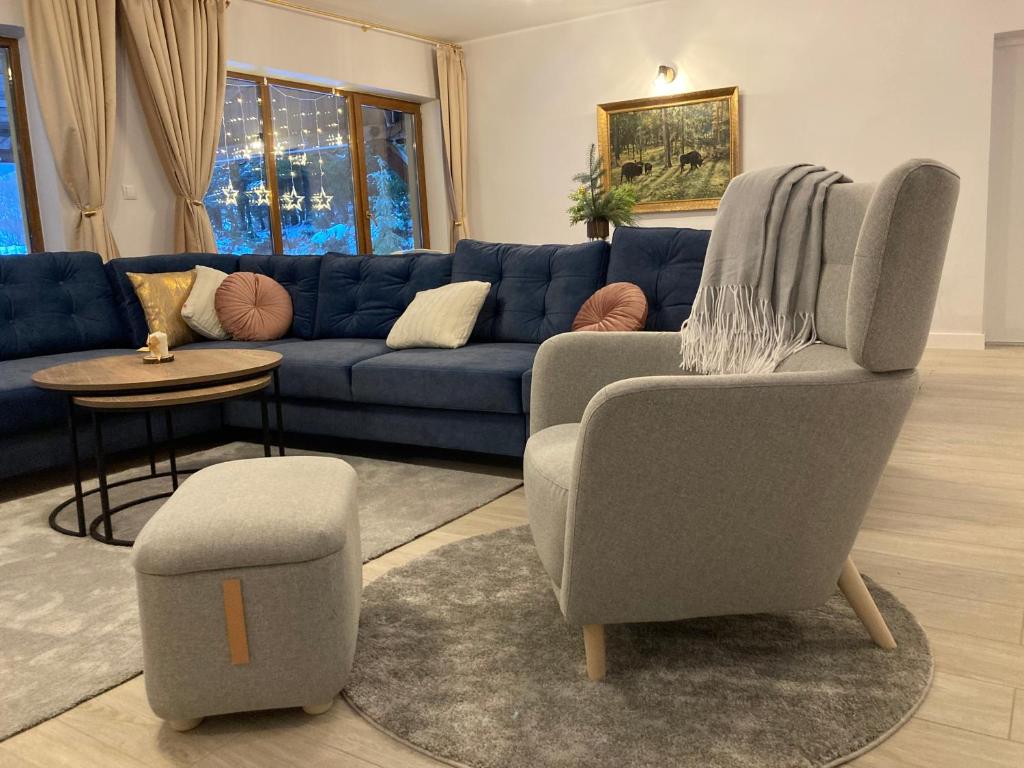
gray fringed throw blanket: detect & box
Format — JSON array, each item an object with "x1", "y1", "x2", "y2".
[{"x1": 679, "y1": 164, "x2": 849, "y2": 374}]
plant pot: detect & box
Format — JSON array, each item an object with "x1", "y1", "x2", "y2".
[{"x1": 586, "y1": 218, "x2": 610, "y2": 240}]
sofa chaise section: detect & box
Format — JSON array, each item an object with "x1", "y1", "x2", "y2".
[{"x1": 0, "y1": 252, "x2": 221, "y2": 481}]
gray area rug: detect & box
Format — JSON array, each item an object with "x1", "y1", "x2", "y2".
[
  {"x1": 345, "y1": 526, "x2": 933, "y2": 768},
  {"x1": 0, "y1": 442, "x2": 521, "y2": 741}
]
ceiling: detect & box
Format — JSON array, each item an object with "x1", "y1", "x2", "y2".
[{"x1": 300, "y1": 0, "x2": 662, "y2": 43}]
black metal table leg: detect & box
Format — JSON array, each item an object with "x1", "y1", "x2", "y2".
[
  {"x1": 273, "y1": 368, "x2": 285, "y2": 456},
  {"x1": 165, "y1": 409, "x2": 178, "y2": 490},
  {"x1": 260, "y1": 392, "x2": 271, "y2": 457},
  {"x1": 49, "y1": 363, "x2": 277, "y2": 546},
  {"x1": 92, "y1": 411, "x2": 114, "y2": 542},
  {"x1": 145, "y1": 412, "x2": 157, "y2": 476},
  {"x1": 49, "y1": 395, "x2": 87, "y2": 537}
]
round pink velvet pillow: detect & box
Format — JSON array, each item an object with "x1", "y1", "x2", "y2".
[
  {"x1": 572, "y1": 282, "x2": 648, "y2": 332},
  {"x1": 214, "y1": 272, "x2": 293, "y2": 341}
]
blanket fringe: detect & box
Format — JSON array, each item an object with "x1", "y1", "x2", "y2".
[{"x1": 679, "y1": 285, "x2": 817, "y2": 374}]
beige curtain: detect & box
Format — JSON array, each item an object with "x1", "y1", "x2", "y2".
[
  {"x1": 120, "y1": 0, "x2": 227, "y2": 253},
  {"x1": 436, "y1": 44, "x2": 469, "y2": 245},
  {"x1": 24, "y1": 0, "x2": 119, "y2": 260}
]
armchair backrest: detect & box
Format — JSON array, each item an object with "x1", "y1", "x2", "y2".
[{"x1": 817, "y1": 159, "x2": 960, "y2": 372}]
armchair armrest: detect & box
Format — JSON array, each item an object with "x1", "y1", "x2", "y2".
[
  {"x1": 557, "y1": 368, "x2": 919, "y2": 625},
  {"x1": 529, "y1": 331, "x2": 684, "y2": 434}
]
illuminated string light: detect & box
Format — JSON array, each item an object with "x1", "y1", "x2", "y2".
[
  {"x1": 246, "y1": 182, "x2": 272, "y2": 206},
  {"x1": 219, "y1": 183, "x2": 238, "y2": 206}
]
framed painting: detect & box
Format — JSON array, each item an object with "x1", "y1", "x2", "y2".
[{"x1": 597, "y1": 86, "x2": 740, "y2": 212}]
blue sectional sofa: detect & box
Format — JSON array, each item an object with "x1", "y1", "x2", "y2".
[{"x1": 0, "y1": 227, "x2": 708, "y2": 480}]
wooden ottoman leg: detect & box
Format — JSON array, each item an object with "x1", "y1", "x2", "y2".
[
  {"x1": 167, "y1": 717, "x2": 203, "y2": 732},
  {"x1": 303, "y1": 700, "x2": 335, "y2": 716}
]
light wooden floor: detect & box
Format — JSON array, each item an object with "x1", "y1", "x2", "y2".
[{"x1": 2, "y1": 347, "x2": 1022, "y2": 767}]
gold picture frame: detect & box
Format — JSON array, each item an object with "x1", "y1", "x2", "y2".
[{"x1": 597, "y1": 86, "x2": 740, "y2": 213}]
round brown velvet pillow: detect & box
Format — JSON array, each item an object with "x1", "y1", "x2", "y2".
[
  {"x1": 572, "y1": 282, "x2": 648, "y2": 332},
  {"x1": 214, "y1": 272, "x2": 293, "y2": 341}
]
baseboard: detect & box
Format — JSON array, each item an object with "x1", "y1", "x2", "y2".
[{"x1": 926, "y1": 332, "x2": 986, "y2": 350}]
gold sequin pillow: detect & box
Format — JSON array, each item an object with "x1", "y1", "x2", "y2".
[{"x1": 127, "y1": 270, "x2": 198, "y2": 349}]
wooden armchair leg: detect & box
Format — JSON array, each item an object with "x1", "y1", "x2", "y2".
[
  {"x1": 582, "y1": 624, "x2": 606, "y2": 681},
  {"x1": 838, "y1": 557, "x2": 897, "y2": 650}
]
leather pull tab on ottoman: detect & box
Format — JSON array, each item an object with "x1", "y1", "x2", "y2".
[{"x1": 222, "y1": 579, "x2": 250, "y2": 666}]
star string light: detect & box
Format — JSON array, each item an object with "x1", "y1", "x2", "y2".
[
  {"x1": 219, "y1": 182, "x2": 238, "y2": 206},
  {"x1": 306, "y1": 93, "x2": 336, "y2": 213},
  {"x1": 311, "y1": 190, "x2": 333, "y2": 211},
  {"x1": 281, "y1": 189, "x2": 304, "y2": 211},
  {"x1": 246, "y1": 182, "x2": 272, "y2": 207},
  {"x1": 281, "y1": 172, "x2": 305, "y2": 211}
]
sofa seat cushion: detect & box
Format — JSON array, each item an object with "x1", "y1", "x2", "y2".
[
  {"x1": 238, "y1": 255, "x2": 321, "y2": 340},
  {"x1": 315, "y1": 253, "x2": 453, "y2": 339},
  {"x1": 267, "y1": 339, "x2": 391, "y2": 401},
  {"x1": 451, "y1": 240, "x2": 608, "y2": 343},
  {"x1": 351, "y1": 342, "x2": 539, "y2": 414},
  {"x1": 0, "y1": 252, "x2": 127, "y2": 361},
  {"x1": 0, "y1": 349, "x2": 136, "y2": 435},
  {"x1": 524, "y1": 422, "x2": 579, "y2": 588},
  {"x1": 607, "y1": 226, "x2": 708, "y2": 331},
  {"x1": 106, "y1": 253, "x2": 238, "y2": 347},
  {"x1": 176, "y1": 339, "x2": 303, "y2": 351}
]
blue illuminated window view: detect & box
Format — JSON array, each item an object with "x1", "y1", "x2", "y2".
[
  {"x1": 0, "y1": 46, "x2": 33, "y2": 256},
  {"x1": 205, "y1": 76, "x2": 424, "y2": 256}
]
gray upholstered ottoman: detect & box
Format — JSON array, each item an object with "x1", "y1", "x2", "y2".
[{"x1": 132, "y1": 456, "x2": 361, "y2": 731}]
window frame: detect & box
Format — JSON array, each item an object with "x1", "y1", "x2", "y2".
[
  {"x1": 227, "y1": 71, "x2": 429, "y2": 255},
  {"x1": 350, "y1": 91, "x2": 431, "y2": 254},
  {"x1": 1, "y1": 35, "x2": 43, "y2": 252}
]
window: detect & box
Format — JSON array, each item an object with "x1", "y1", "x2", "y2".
[
  {"x1": 205, "y1": 74, "x2": 429, "y2": 255},
  {"x1": 356, "y1": 95, "x2": 426, "y2": 254},
  {"x1": 0, "y1": 36, "x2": 42, "y2": 255}
]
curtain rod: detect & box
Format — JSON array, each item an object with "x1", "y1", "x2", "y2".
[{"x1": 240, "y1": 0, "x2": 461, "y2": 49}]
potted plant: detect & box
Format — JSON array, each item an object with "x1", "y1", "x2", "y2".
[{"x1": 568, "y1": 144, "x2": 638, "y2": 239}]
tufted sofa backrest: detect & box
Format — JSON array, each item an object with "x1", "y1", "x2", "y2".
[
  {"x1": 451, "y1": 239, "x2": 608, "y2": 344},
  {"x1": 314, "y1": 252, "x2": 453, "y2": 338},
  {"x1": 606, "y1": 227, "x2": 708, "y2": 331},
  {"x1": 0, "y1": 251, "x2": 127, "y2": 361}
]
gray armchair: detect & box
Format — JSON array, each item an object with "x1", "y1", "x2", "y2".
[{"x1": 525, "y1": 159, "x2": 960, "y2": 680}]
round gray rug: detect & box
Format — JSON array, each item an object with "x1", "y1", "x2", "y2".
[{"x1": 344, "y1": 526, "x2": 933, "y2": 768}]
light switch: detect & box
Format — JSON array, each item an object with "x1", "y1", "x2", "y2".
[{"x1": 122, "y1": 184, "x2": 137, "y2": 200}]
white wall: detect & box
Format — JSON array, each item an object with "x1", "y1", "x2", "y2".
[
  {"x1": 0, "y1": 0, "x2": 451, "y2": 257},
  {"x1": 985, "y1": 31, "x2": 1024, "y2": 343},
  {"x1": 464, "y1": 0, "x2": 1022, "y2": 344}
]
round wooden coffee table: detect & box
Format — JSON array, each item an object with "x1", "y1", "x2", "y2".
[{"x1": 33, "y1": 349, "x2": 285, "y2": 546}]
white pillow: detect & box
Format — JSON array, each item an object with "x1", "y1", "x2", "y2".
[
  {"x1": 181, "y1": 265, "x2": 230, "y2": 340},
  {"x1": 386, "y1": 281, "x2": 491, "y2": 350}
]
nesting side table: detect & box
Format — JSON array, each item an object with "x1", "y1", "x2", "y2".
[{"x1": 32, "y1": 349, "x2": 285, "y2": 546}]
